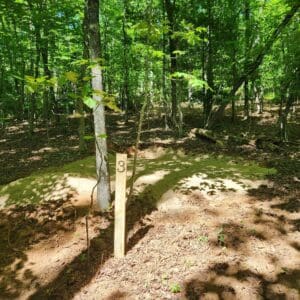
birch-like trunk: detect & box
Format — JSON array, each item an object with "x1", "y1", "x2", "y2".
[{"x1": 86, "y1": 0, "x2": 111, "y2": 210}]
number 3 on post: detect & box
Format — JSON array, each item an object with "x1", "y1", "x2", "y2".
[{"x1": 114, "y1": 153, "x2": 127, "y2": 258}]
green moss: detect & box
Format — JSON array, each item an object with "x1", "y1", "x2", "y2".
[
  {"x1": 0, "y1": 173, "x2": 64, "y2": 206},
  {"x1": 0, "y1": 150, "x2": 276, "y2": 207},
  {"x1": 132, "y1": 151, "x2": 276, "y2": 205},
  {"x1": 0, "y1": 156, "x2": 101, "y2": 207}
]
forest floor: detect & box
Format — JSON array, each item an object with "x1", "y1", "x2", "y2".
[{"x1": 0, "y1": 106, "x2": 299, "y2": 299}]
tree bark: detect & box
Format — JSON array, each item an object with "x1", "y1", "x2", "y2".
[
  {"x1": 165, "y1": 0, "x2": 177, "y2": 125},
  {"x1": 121, "y1": 0, "x2": 130, "y2": 115},
  {"x1": 162, "y1": 0, "x2": 169, "y2": 130},
  {"x1": 228, "y1": 0, "x2": 238, "y2": 122},
  {"x1": 86, "y1": 0, "x2": 111, "y2": 210},
  {"x1": 204, "y1": 0, "x2": 214, "y2": 127},
  {"x1": 243, "y1": 0, "x2": 250, "y2": 120}
]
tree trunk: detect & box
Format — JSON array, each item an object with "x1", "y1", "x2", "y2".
[
  {"x1": 162, "y1": 0, "x2": 169, "y2": 130},
  {"x1": 229, "y1": 12, "x2": 238, "y2": 122},
  {"x1": 86, "y1": 0, "x2": 111, "y2": 210},
  {"x1": 77, "y1": 3, "x2": 90, "y2": 154},
  {"x1": 165, "y1": 0, "x2": 177, "y2": 125},
  {"x1": 204, "y1": 0, "x2": 214, "y2": 127},
  {"x1": 121, "y1": 0, "x2": 130, "y2": 115},
  {"x1": 243, "y1": 0, "x2": 250, "y2": 120}
]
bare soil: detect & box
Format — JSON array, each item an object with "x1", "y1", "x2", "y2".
[
  {"x1": 0, "y1": 109, "x2": 299, "y2": 300},
  {"x1": 72, "y1": 177, "x2": 300, "y2": 300}
]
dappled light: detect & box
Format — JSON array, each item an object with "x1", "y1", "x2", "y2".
[
  {"x1": 1, "y1": 128, "x2": 299, "y2": 298},
  {"x1": 0, "y1": 0, "x2": 299, "y2": 297}
]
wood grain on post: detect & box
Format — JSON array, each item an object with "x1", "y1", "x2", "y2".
[{"x1": 114, "y1": 153, "x2": 127, "y2": 258}]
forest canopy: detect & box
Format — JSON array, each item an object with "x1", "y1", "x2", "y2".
[{"x1": 0, "y1": 0, "x2": 299, "y2": 134}]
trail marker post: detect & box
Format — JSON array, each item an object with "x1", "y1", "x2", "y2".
[{"x1": 114, "y1": 153, "x2": 127, "y2": 258}]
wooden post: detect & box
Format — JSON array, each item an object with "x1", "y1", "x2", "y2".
[{"x1": 114, "y1": 153, "x2": 127, "y2": 258}]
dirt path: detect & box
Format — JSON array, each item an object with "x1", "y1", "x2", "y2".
[
  {"x1": 0, "y1": 131, "x2": 299, "y2": 299},
  {"x1": 72, "y1": 176, "x2": 300, "y2": 300}
]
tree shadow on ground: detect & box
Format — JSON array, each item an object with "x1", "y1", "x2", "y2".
[
  {"x1": 0, "y1": 191, "x2": 85, "y2": 298},
  {"x1": 105, "y1": 290, "x2": 128, "y2": 300},
  {"x1": 28, "y1": 187, "x2": 159, "y2": 300},
  {"x1": 184, "y1": 263, "x2": 300, "y2": 300},
  {"x1": 247, "y1": 157, "x2": 300, "y2": 230},
  {"x1": 0, "y1": 119, "x2": 96, "y2": 186}
]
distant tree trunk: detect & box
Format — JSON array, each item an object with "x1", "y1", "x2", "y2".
[
  {"x1": 243, "y1": 0, "x2": 250, "y2": 120},
  {"x1": 28, "y1": 0, "x2": 41, "y2": 136},
  {"x1": 207, "y1": 3, "x2": 299, "y2": 128},
  {"x1": 279, "y1": 72, "x2": 298, "y2": 141},
  {"x1": 165, "y1": 0, "x2": 177, "y2": 126},
  {"x1": 230, "y1": 42, "x2": 238, "y2": 122},
  {"x1": 86, "y1": 0, "x2": 111, "y2": 210},
  {"x1": 19, "y1": 60, "x2": 25, "y2": 120},
  {"x1": 162, "y1": 0, "x2": 169, "y2": 130},
  {"x1": 78, "y1": 3, "x2": 90, "y2": 154},
  {"x1": 204, "y1": 0, "x2": 214, "y2": 127},
  {"x1": 30, "y1": 25, "x2": 41, "y2": 136},
  {"x1": 121, "y1": 0, "x2": 130, "y2": 116},
  {"x1": 254, "y1": 81, "x2": 263, "y2": 114},
  {"x1": 280, "y1": 93, "x2": 293, "y2": 141},
  {"x1": 231, "y1": 50, "x2": 237, "y2": 122},
  {"x1": 41, "y1": 25, "x2": 54, "y2": 139}
]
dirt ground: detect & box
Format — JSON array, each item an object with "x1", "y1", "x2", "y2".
[
  {"x1": 74, "y1": 177, "x2": 300, "y2": 300},
  {"x1": 0, "y1": 109, "x2": 299, "y2": 299}
]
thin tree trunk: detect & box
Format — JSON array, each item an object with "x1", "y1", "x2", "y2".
[
  {"x1": 204, "y1": 0, "x2": 214, "y2": 127},
  {"x1": 78, "y1": 2, "x2": 90, "y2": 154},
  {"x1": 86, "y1": 0, "x2": 111, "y2": 210},
  {"x1": 162, "y1": 0, "x2": 169, "y2": 130},
  {"x1": 121, "y1": 0, "x2": 130, "y2": 116},
  {"x1": 244, "y1": 0, "x2": 250, "y2": 120},
  {"x1": 165, "y1": 0, "x2": 177, "y2": 125}
]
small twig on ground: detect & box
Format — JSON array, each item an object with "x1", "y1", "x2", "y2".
[{"x1": 85, "y1": 215, "x2": 90, "y2": 265}]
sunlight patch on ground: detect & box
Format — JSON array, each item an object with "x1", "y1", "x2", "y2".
[
  {"x1": 32, "y1": 147, "x2": 59, "y2": 154},
  {"x1": 157, "y1": 189, "x2": 184, "y2": 211},
  {"x1": 179, "y1": 174, "x2": 272, "y2": 201},
  {"x1": 133, "y1": 170, "x2": 170, "y2": 194},
  {"x1": 67, "y1": 176, "x2": 96, "y2": 207},
  {"x1": 0, "y1": 149, "x2": 276, "y2": 208},
  {"x1": 0, "y1": 195, "x2": 8, "y2": 209},
  {"x1": 138, "y1": 146, "x2": 167, "y2": 159}
]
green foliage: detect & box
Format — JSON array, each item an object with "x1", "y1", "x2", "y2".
[
  {"x1": 0, "y1": 0, "x2": 298, "y2": 133},
  {"x1": 83, "y1": 96, "x2": 96, "y2": 109},
  {"x1": 198, "y1": 235, "x2": 209, "y2": 243},
  {"x1": 170, "y1": 283, "x2": 181, "y2": 293},
  {"x1": 217, "y1": 227, "x2": 225, "y2": 246},
  {"x1": 65, "y1": 71, "x2": 79, "y2": 83},
  {"x1": 173, "y1": 21, "x2": 206, "y2": 46},
  {"x1": 172, "y1": 72, "x2": 211, "y2": 91}
]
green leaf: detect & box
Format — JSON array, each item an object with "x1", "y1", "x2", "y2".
[
  {"x1": 84, "y1": 135, "x2": 94, "y2": 141},
  {"x1": 71, "y1": 59, "x2": 89, "y2": 66},
  {"x1": 47, "y1": 77, "x2": 57, "y2": 86},
  {"x1": 98, "y1": 134, "x2": 107, "y2": 139},
  {"x1": 83, "y1": 96, "x2": 96, "y2": 109},
  {"x1": 151, "y1": 50, "x2": 165, "y2": 58},
  {"x1": 170, "y1": 283, "x2": 181, "y2": 293},
  {"x1": 65, "y1": 71, "x2": 78, "y2": 83},
  {"x1": 173, "y1": 50, "x2": 186, "y2": 56},
  {"x1": 171, "y1": 72, "x2": 211, "y2": 91}
]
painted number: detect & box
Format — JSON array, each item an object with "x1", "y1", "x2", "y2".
[{"x1": 117, "y1": 160, "x2": 126, "y2": 173}]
